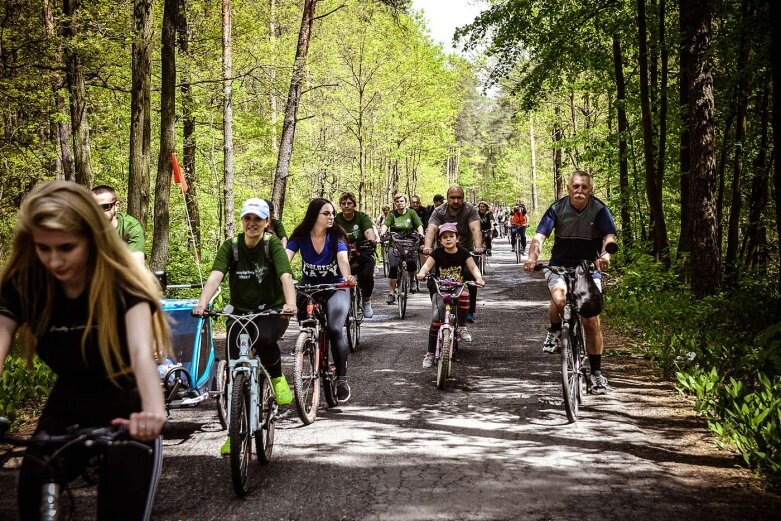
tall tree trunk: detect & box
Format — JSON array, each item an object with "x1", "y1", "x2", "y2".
[
  {"x1": 743, "y1": 86, "x2": 770, "y2": 269},
  {"x1": 553, "y1": 106, "x2": 564, "y2": 198},
  {"x1": 769, "y1": 0, "x2": 781, "y2": 290},
  {"x1": 178, "y1": 0, "x2": 201, "y2": 256},
  {"x1": 657, "y1": 0, "x2": 668, "y2": 210},
  {"x1": 269, "y1": 0, "x2": 279, "y2": 179},
  {"x1": 715, "y1": 98, "x2": 735, "y2": 253},
  {"x1": 150, "y1": 0, "x2": 177, "y2": 271},
  {"x1": 222, "y1": 0, "x2": 235, "y2": 238},
  {"x1": 272, "y1": 0, "x2": 319, "y2": 219},
  {"x1": 724, "y1": 0, "x2": 754, "y2": 284},
  {"x1": 62, "y1": 0, "x2": 93, "y2": 187},
  {"x1": 613, "y1": 34, "x2": 633, "y2": 250},
  {"x1": 677, "y1": 1, "x2": 692, "y2": 258},
  {"x1": 637, "y1": 0, "x2": 668, "y2": 261},
  {"x1": 43, "y1": 0, "x2": 75, "y2": 183},
  {"x1": 128, "y1": 0, "x2": 152, "y2": 227},
  {"x1": 530, "y1": 115, "x2": 538, "y2": 210},
  {"x1": 683, "y1": 0, "x2": 720, "y2": 298}
]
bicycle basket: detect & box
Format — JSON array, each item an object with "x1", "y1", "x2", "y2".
[{"x1": 392, "y1": 238, "x2": 418, "y2": 261}]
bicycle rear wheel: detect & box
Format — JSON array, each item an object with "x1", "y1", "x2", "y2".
[
  {"x1": 229, "y1": 372, "x2": 252, "y2": 496},
  {"x1": 215, "y1": 359, "x2": 228, "y2": 430},
  {"x1": 346, "y1": 290, "x2": 360, "y2": 353},
  {"x1": 255, "y1": 375, "x2": 275, "y2": 464},
  {"x1": 436, "y1": 328, "x2": 452, "y2": 390},
  {"x1": 560, "y1": 324, "x2": 580, "y2": 423},
  {"x1": 293, "y1": 331, "x2": 321, "y2": 425},
  {"x1": 398, "y1": 267, "x2": 409, "y2": 319}
]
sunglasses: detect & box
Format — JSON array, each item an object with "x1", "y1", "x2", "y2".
[
  {"x1": 99, "y1": 201, "x2": 117, "y2": 211},
  {"x1": 320, "y1": 211, "x2": 335, "y2": 217}
]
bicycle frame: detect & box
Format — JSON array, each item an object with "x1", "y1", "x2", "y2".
[{"x1": 431, "y1": 278, "x2": 470, "y2": 361}]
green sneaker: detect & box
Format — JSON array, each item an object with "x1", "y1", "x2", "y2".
[
  {"x1": 220, "y1": 436, "x2": 230, "y2": 457},
  {"x1": 271, "y1": 375, "x2": 292, "y2": 405}
]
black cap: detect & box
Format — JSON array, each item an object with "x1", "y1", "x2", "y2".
[
  {"x1": 433, "y1": 194, "x2": 444, "y2": 202},
  {"x1": 263, "y1": 198, "x2": 275, "y2": 214}
]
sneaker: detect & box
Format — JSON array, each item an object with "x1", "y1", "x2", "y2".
[
  {"x1": 409, "y1": 282, "x2": 418, "y2": 294},
  {"x1": 363, "y1": 301, "x2": 374, "y2": 318},
  {"x1": 466, "y1": 312, "x2": 475, "y2": 323},
  {"x1": 220, "y1": 436, "x2": 231, "y2": 457},
  {"x1": 590, "y1": 371, "x2": 609, "y2": 394},
  {"x1": 271, "y1": 375, "x2": 292, "y2": 405},
  {"x1": 542, "y1": 330, "x2": 560, "y2": 353},
  {"x1": 386, "y1": 294, "x2": 395, "y2": 305},
  {"x1": 422, "y1": 353, "x2": 435, "y2": 368},
  {"x1": 457, "y1": 327, "x2": 473, "y2": 342},
  {"x1": 336, "y1": 380, "x2": 351, "y2": 402}
]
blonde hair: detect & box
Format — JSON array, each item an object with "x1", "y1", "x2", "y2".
[
  {"x1": 393, "y1": 193, "x2": 406, "y2": 202},
  {"x1": 1, "y1": 181, "x2": 172, "y2": 382}
]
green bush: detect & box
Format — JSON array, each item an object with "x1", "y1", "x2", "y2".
[
  {"x1": 606, "y1": 257, "x2": 781, "y2": 482},
  {"x1": 0, "y1": 353, "x2": 55, "y2": 425}
]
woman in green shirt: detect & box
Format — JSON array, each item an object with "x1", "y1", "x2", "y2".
[{"x1": 379, "y1": 193, "x2": 424, "y2": 304}]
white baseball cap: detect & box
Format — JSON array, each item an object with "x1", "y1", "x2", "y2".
[{"x1": 240, "y1": 198, "x2": 269, "y2": 219}]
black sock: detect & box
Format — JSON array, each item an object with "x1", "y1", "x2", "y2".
[
  {"x1": 589, "y1": 354, "x2": 601, "y2": 373},
  {"x1": 549, "y1": 322, "x2": 562, "y2": 332}
]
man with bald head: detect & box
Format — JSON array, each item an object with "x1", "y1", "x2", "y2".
[{"x1": 423, "y1": 186, "x2": 484, "y2": 327}]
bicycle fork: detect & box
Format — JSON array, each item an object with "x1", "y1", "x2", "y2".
[
  {"x1": 435, "y1": 304, "x2": 456, "y2": 361},
  {"x1": 227, "y1": 333, "x2": 277, "y2": 433}
]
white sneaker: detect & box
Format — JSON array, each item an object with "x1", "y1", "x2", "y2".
[
  {"x1": 542, "y1": 330, "x2": 560, "y2": 353},
  {"x1": 422, "y1": 353, "x2": 435, "y2": 368},
  {"x1": 590, "y1": 371, "x2": 609, "y2": 394},
  {"x1": 363, "y1": 301, "x2": 373, "y2": 318},
  {"x1": 457, "y1": 327, "x2": 473, "y2": 342}
]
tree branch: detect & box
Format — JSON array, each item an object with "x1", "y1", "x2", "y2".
[{"x1": 313, "y1": 4, "x2": 346, "y2": 21}]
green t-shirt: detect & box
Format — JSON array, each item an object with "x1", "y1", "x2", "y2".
[
  {"x1": 271, "y1": 219, "x2": 287, "y2": 239},
  {"x1": 211, "y1": 233, "x2": 292, "y2": 312},
  {"x1": 384, "y1": 209, "x2": 422, "y2": 233},
  {"x1": 478, "y1": 211, "x2": 494, "y2": 231},
  {"x1": 335, "y1": 211, "x2": 374, "y2": 243},
  {"x1": 116, "y1": 212, "x2": 144, "y2": 253}
]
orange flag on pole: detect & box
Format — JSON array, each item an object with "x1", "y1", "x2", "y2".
[{"x1": 171, "y1": 153, "x2": 189, "y2": 193}]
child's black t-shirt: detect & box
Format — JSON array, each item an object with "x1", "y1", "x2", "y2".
[{"x1": 431, "y1": 246, "x2": 471, "y2": 282}]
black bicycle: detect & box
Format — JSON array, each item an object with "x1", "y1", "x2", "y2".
[
  {"x1": 346, "y1": 240, "x2": 374, "y2": 352},
  {"x1": 535, "y1": 243, "x2": 618, "y2": 422},
  {"x1": 0, "y1": 416, "x2": 153, "y2": 521},
  {"x1": 386, "y1": 231, "x2": 421, "y2": 319}
]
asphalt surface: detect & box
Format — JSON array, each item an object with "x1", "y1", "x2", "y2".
[{"x1": 2, "y1": 237, "x2": 779, "y2": 520}]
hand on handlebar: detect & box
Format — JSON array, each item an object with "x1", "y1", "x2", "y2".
[
  {"x1": 191, "y1": 303, "x2": 207, "y2": 316},
  {"x1": 523, "y1": 259, "x2": 538, "y2": 272},
  {"x1": 111, "y1": 411, "x2": 167, "y2": 442},
  {"x1": 282, "y1": 303, "x2": 297, "y2": 315},
  {"x1": 343, "y1": 274, "x2": 357, "y2": 285}
]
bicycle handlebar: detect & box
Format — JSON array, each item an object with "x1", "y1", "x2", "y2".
[
  {"x1": 295, "y1": 282, "x2": 355, "y2": 292},
  {"x1": 426, "y1": 275, "x2": 481, "y2": 288},
  {"x1": 195, "y1": 307, "x2": 293, "y2": 319},
  {"x1": 533, "y1": 242, "x2": 619, "y2": 272},
  {"x1": 0, "y1": 417, "x2": 152, "y2": 455}
]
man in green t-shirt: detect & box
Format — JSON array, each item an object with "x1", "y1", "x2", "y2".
[
  {"x1": 91, "y1": 185, "x2": 145, "y2": 265},
  {"x1": 335, "y1": 192, "x2": 378, "y2": 318},
  {"x1": 193, "y1": 198, "x2": 297, "y2": 457}
]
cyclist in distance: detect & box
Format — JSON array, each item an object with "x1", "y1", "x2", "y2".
[
  {"x1": 416, "y1": 223, "x2": 485, "y2": 367},
  {"x1": 193, "y1": 198, "x2": 297, "y2": 456},
  {"x1": 379, "y1": 193, "x2": 424, "y2": 305},
  {"x1": 523, "y1": 171, "x2": 617, "y2": 394},
  {"x1": 335, "y1": 191, "x2": 378, "y2": 318},
  {"x1": 91, "y1": 184, "x2": 146, "y2": 265},
  {"x1": 286, "y1": 198, "x2": 357, "y2": 402},
  {"x1": 477, "y1": 201, "x2": 495, "y2": 255},
  {"x1": 423, "y1": 186, "x2": 484, "y2": 324},
  {"x1": 510, "y1": 204, "x2": 529, "y2": 255},
  {"x1": 0, "y1": 181, "x2": 172, "y2": 520},
  {"x1": 263, "y1": 198, "x2": 289, "y2": 248}
]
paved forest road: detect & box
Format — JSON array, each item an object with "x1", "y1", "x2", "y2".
[{"x1": 2, "y1": 239, "x2": 779, "y2": 520}]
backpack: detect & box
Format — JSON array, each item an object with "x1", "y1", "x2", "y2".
[
  {"x1": 230, "y1": 233, "x2": 271, "y2": 274},
  {"x1": 572, "y1": 261, "x2": 603, "y2": 318}
]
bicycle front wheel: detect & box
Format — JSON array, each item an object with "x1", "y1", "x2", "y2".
[
  {"x1": 436, "y1": 328, "x2": 452, "y2": 390},
  {"x1": 293, "y1": 331, "x2": 321, "y2": 425},
  {"x1": 347, "y1": 290, "x2": 360, "y2": 353},
  {"x1": 255, "y1": 375, "x2": 275, "y2": 464},
  {"x1": 398, "y1": 268, "x2": 409, "y2": 319},
  {"x1": 560, "y1": 324, "x2": 580, "y2": 423},
  {"x1": 229, "y1": 372, "x2": 252, "y2": 496}
]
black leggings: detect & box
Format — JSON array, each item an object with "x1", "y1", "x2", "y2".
[
  {"x1": 227, "y1": 315, "x2": 289, "y2": 379},
  {"x1": 18, "y1": 426, "x2": 162, "y2": 520},
  {"x1": 350, "y1": 255, "x2": 375, "y2": 298}
]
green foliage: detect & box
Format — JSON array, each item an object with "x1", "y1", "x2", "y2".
[
  {"x1": 0, "y1": 353, "x2": 55, "y2": 425},
  {"x1": 607, "y1": 260, "x2": 781, "y2": 481}
]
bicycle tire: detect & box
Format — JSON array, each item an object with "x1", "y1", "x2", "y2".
[
  {"x1": 381, "y1": 244, "x2": 389, "y2": 277},
  {"x1": 293, "y1": 332, "x2": 320, "y2": 425},
  {"x1": 323, "y1": 365, "x2": 339, "y2": 407},
  {"x1": 255, "y1": 374, "x2": 275, "y2": 464},
  {"x1": 436, "y1": 328, "x2": 452, "y2": 390},
  {"x1": 515, "y1": 241, "x2": 522, "y2": 264},
  {"x1": 574, "y1": 319, "x2": 588, "y2": 402},
  {"x1": 560, "y1": 323, "x2": 580, "y2": 422},
  {"x1": 398, "y1": 267, "x2": 409, "y2": 319},
  {"x1": 347, "y1": 289, "x2": 360, "y2": 353},
  {"x1": 216, "y1": 359, "x2": 228, "y2": 430},
  {"x1": 229, "y1": 372, "x2": 252, "y2": 496}
]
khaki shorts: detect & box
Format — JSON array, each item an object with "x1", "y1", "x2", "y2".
[{"x1": 545, "y1": 268, "x2": 602, "y2": 292}]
